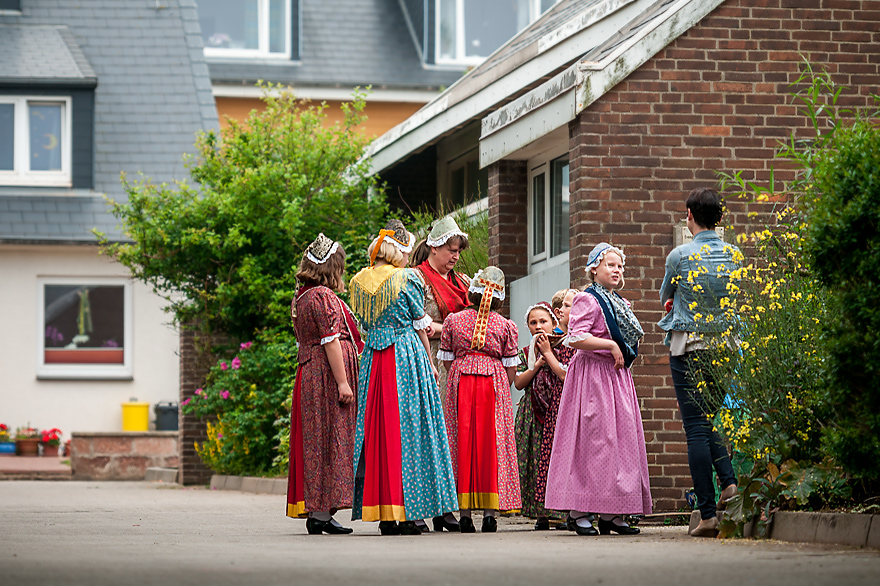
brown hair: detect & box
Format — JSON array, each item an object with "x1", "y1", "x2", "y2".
[
  {"x1": 295, "y1": 246, "x2": 346, "y2": 291},
  {"x1": 467, "y1": 289, "x2": 502, "y2": 312},
  {"x1": 410, "y1": 234, "x2": 470, "y2": 267}
]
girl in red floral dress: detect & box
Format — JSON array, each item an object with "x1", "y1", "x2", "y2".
[{"x1": 438, "y1": 266, "x2": 521, "y2": 533}]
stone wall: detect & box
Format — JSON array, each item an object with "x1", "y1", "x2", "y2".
[{"x1": 70, "y1": 432, "x2": 177, "y2": 481}]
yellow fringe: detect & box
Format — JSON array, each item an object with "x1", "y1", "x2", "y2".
[{"x1": 349, "y1": 265, "x2": 407, "y2": 327}]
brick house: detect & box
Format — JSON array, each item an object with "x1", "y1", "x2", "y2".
[{"x1": 369, "y1": 0, "x2": 880, "y2": 510}]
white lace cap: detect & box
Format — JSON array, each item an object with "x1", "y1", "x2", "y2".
[
  {"x1": 523, "y1": 302, "x2": 558, "y2": 326},
  {"x1": 426, "y1": 216, "x2": 468, "y2": 248},
  {"x1": 584, "y1": 242, "x2": 626, "y2": 273}
]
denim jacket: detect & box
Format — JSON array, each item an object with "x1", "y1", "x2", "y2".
[{"x1": 658, "y1": 230, "x2": 741, "y2": 338}]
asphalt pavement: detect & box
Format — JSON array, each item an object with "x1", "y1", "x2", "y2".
[{"x1": 1, "y1": 481, "x2": 878, "y2": 586}]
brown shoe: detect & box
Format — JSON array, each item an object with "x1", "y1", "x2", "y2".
[
  {"x1": 690, "y1": 516, "x2": 719, "y2": 538},
  {"x1": 716, "y1": 484, "x2": 738, "y2": 511}
]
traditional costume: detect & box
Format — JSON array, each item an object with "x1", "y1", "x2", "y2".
[
  {"x1": 287, "y1": 234, "x2": 363, "y2": 531},
  {"x1": 439, "y1": 267, "x2": 521, "y2": 524},
  {"x1": 545, "y1": 244, "x2": 652, "y2": 528},
  {"x1": 514, "y1": 302, "x2": 574, "y2": 521},
  {"x1": 349, "y1": 220, "x2": 458, "y2": 526}
]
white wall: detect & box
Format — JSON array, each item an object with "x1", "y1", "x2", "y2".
[
  {"x1": 508, "y1": 258, "x2": 571, "y2": 409},
  {"x1": 0, "y1": 245, "x2": 179, "y2": 435}
]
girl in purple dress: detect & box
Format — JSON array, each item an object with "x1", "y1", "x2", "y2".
[{"x1": 544, "y1": 243, "x2": 652, "y2": 536}]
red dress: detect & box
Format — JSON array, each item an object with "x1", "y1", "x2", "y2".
[
  {"x1": 286, "y1": 286, "x2": 359, "y2": 517},
  {"x1": 440, "y1": 309, "x2": 521, "y2": 512}
]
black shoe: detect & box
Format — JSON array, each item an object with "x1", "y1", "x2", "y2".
[
  {"x1": 481, "y1": 516, "x2": 497, "y2": 533},
  {"x1": 306, "y1": 517, "x2": 353, "y2": 535},
  {"x1": 534, "y1": 517, "x2": 550, "y2": 531},
  {"x1": 379, "y1": 521, "x2": 400, "y2": 535},
  {"x1": 459, "y1": 516, "x2": 476, "y2": 533},
  {"x1": 414, "y1": 519, "x2": 430, "y2": 533},
  {"x1": 399, "y1": 521, "x2": 423, "y2": 535},
  {"x1": 555, "y1": 520, "x2": 569, "y2": 530},
  {"x1": 570, "y1": 515, "x2": 598, "y2": 536},
  {"x1": 598, "y1": 517, "x2": 640, "y2": 535},
  {"x1": 433, "y1": 515, "x2": 460, "y2": 532}
]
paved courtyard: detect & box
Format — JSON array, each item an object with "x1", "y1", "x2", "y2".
[{"x1": 1, "y1": 481, "x2": 878, "y2": 586}]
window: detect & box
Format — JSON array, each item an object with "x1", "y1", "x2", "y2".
[
  {"x1": 529, "y1": 154, "x2": 569, "y2": 264},
  {"x1": 0, "y1": 0, "x2": 21, "y2": 13},
  {"x1": 437, "y1": 0, "x2": 560, "y2": 64},
  {"x1": 445, "y1": 152, "x2": 488, "y2": 209},
  {"x1": 200, "y1": 0, "x2": 291, "y2": 58},
  {"x1": 37, "y1": 278, "x2": 133, "y2": 380},
  {"x1": 0, "y1": 96, "x2": 71, "y2": 187}
]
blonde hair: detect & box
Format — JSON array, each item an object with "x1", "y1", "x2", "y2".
[
  {"x1": 367, "y1": 234, "x2": 409, "y2": 267},
  {"x1": 551, "y1": 288, "x2": 578, "y2": 311}
]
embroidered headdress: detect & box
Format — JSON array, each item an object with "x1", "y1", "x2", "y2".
[
  {"x1": 469, "y1": 266, "x2": 505, "y2": 350},
  {"x1": 370, "y1": 218, "x2": 415, "y2": 266},
  {"x1": 585, "y1": 242, "x2": 626, "y2": 273},
  {"x1": 426, "y1": 216, "x2": 468, "y2": 248},
  {"x1": 305, "y1": 232, "x2": 339, "y2": 265}
]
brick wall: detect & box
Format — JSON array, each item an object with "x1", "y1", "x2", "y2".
[
  {"x1": 485, "y1": 0, "x2": 880, "y2": 512},
  {"x1": 70, "y1": 432, "x2": 177, "y2": 481},
  {"x1": 178, "y1": 326, "x2": 213, "y2": 486},
  {"x1": 487, "y1": 160, "x2": 528, "y2": 317}
]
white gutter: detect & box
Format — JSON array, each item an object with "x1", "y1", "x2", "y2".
[{"x1": 212, "y1": 83, "x2": 441, "y2": 104}]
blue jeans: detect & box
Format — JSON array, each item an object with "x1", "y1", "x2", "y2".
[{"x1": 670, "y1": 352, "x2": 737, "y2": 520}]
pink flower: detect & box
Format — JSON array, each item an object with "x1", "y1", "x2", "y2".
[
  {"x1": 221, "y1": 390, "x2": 230, "y2": 399},
  {"x1": 240, "y1": 341, "x2": 252, "y2": 350},
  {"x1": 231, "y1": 357, "x2": 241, "y2": 370},
  {"x1": 181, "y1": 398, "x2": 191, "y2": 406},
  {"x1": 220, "y1": 361, "x2": 228, "y2": 371},
  {"x1": 194, "y1": 388, "x2": 202, "y2": 395},
  {"x1": 217, "y1": 433, "x2": 223, "y2": 439}
]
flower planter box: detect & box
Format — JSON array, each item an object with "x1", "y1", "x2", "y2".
[
  {"x1": 41, "y1": 443, "x2": 60, "y2": 457},
  {"x1": 15, "y1": 438, "x2": 40, "y2": 456}
]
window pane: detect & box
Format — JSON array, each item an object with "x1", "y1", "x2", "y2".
[
  {"x1": 269, "y1": 0, "x2": 287, "y2": 54},
  {"x1": 200, "y1": 0, "x2": 259, "y2": 50},
  {"x1": 0, "y1": 103, "x2": 13, "y2": 171},
  {"x1": 29, "y1": 103, "x2": 62, "y2": 171},
  {"x1": 532, "y1": 173, "x2": 546, "y2": 256},
  {"x1": 44, "y1": 285, "x2": 125, "y2": 365},
  {"x1": 450, "y1": 165, "x2": 465, "y2": 207},
  {"x1": 438, "y1": 0, "x2": 456, "y2": 60},
  {"x1": 550, "y1": 157, "x2": 570, "y2": 257},
  {"x1": 541, "y1": 0, "x2": 558, "y2": 13},
  {"x1": 464, "y1": 0, "x2": 523, "y2": 58}
]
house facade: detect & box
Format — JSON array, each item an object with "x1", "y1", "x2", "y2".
[
  {"x1": 369, "y1": 0, "x2": 880, "y2": 510},
  {"x1": 0, "y1": 1, "x2": 218, "y2": 437}
]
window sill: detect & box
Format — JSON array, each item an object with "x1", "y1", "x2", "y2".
[{"x1": 37, "y1": 370, "x2": 133, "y2": 381}]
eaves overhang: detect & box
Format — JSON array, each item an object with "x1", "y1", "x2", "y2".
[{"x1": 479, "y1": 0, "x2": 727, "y2": 167}]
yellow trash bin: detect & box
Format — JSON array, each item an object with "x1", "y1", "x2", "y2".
[{"x1": 121, "y1": 401, "x2": 150, "y2": 431}]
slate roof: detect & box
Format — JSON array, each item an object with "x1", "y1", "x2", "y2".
[
  {"x1": 0, "y1": 0, "x2": 218, "y2": 243},
  {"x1": 0, "y1": 25, "x2": 96, "y2": 85},
  {"x1": 208, "y1": 0, "x2": 464, "y2": 91}
]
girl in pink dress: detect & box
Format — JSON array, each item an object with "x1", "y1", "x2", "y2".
[
  {"x1": 438, "y1": 266, "x2": 521, "y2": 533},
  {"x1": 544, "y1": 243, "x2": 652, "y2": 536}
]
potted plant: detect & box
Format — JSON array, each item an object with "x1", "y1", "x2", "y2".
[
  {"x1": 14, "y1": 426, "x2": 41, "y2": 456},
  {"x1": 40, "y1": 428, "x2": 63, "y2": 457},
  {"x1": 0, "y1": 424, "x2": 14, "y2": 455}
]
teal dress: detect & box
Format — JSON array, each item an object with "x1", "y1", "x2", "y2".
[{"x1": 349, "y1": 266, "x2": 458, "y2": 521}]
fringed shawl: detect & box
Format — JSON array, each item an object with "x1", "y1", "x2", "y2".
[{"x1": 348, "y1": 264, "x2": 408, "y2": 327}]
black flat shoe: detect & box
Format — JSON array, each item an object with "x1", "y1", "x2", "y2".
[
  {"x1": 306, "y1": 517, "x2": 353, "y2": 535},
  {"x1": 433, "y1": 515, "x2": 461, "y2": 532},
  {"x1": 481, "y1": 516, "x2": 497, "y2": 533},
  {"x1": 379, "y1": 521, "x2": 400, "y2": 535},
  {"x1": 598, "y1": 517, "x2": 640, "y2": 535},
  {"x1": 574, "y1": 523, "x2": 599, "y2": 536},
  {"x1": 459, "y1": 516, "x2": 476, "y2": 533},
  {"x1": 414, "y1": 519, "x2": 430, "y2": 533},
  {"x1": 534, "y1": 517, "x2": 550, "y2": 531},
  {"x1": 399, "y1": 521, "x2": 423, "y2": 535}
]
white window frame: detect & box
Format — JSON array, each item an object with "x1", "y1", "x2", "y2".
[
  {"x1": 435, "y1": 0, "x2": 560, "y2": 65},
  {"x1": 36, "y1": 277, "x2": 134, "y2": 380},
  {"x1": 202, "y1": 0, "x2": 292, "y2": 60},
  {"x1": 0, "y1": 96, "x2": 72, "y2": 187},
  {"x1": 528, "y1": 150, "x2": 570, "y2": 272}
]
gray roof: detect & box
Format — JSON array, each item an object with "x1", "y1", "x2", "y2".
[
  {"x1": 0, "y1": 24, "x2": 96, "y2": 85},
  {"x1": 208, "y1": 0, "x2": 464, "y2": 91},
  {"x1": 0, "y1": 0, "x2": 219, "y2": 243}
]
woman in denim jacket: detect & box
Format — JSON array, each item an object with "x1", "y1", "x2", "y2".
[{"x1": 658, "y1": 188, "x2": 741, "y2": 537}]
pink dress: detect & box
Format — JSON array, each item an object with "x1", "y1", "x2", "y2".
[{"x1": 544, "y1": 292, "x2": 652, "y2": 515}]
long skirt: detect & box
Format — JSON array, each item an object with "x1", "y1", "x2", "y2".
[{"x1": 456, "y1": 374, "x2": 500, "y2": 509}]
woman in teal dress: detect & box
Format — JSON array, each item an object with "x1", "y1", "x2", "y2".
[{"x1": 349, "y1": 219, "x2": 459, "y2": 535}]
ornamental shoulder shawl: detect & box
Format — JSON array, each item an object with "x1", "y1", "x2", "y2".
[{"x1": 348, "y1": 264, "x2": 408, "y2": 327}]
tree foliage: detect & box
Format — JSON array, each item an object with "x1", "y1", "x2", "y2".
[{"x1": 97, "y1": 85, "x2": 387, "y2": 340}]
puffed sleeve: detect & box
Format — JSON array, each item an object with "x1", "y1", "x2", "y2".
[
  {"x1": 301, "y1": 288, "x2": 344, "y2": 345},
  {"x1": 437, "y1": 312, "x2": 455, "y2": 361},
  {"x1": 501, "y1": 319, "x2": 520, "y2": 367},
  {"x1": 564, "y1": 292, "x2": 600, "y2": 347},
  {"x1": 402, "y1": 269, "x2": 431, "y2": 329}
]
